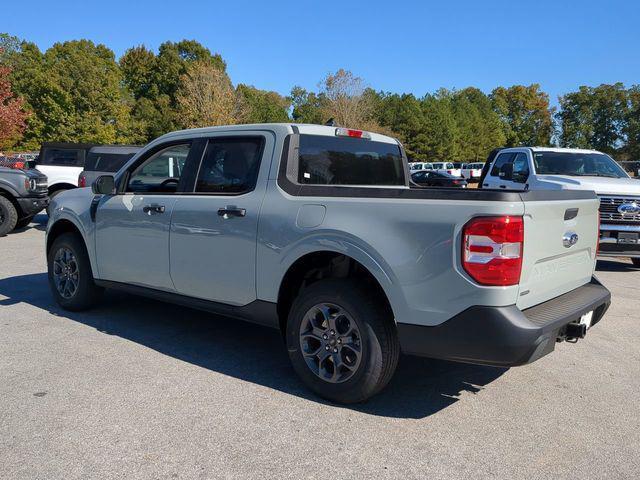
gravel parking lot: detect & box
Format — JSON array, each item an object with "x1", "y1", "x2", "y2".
[{"x1": 1, "y1": 215, "x2": 639, "y2": 480}]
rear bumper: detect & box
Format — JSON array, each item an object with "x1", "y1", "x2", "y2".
[
  {"x1": 398, "y1": 277, "x2": 611, "y2": 367},
  {"x1": 17, "y1": 196, "x2": 49, "y2": 216}
]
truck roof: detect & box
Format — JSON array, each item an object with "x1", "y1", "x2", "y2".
[
  {"x1": 157, "y1": 123, "x2": 401, "y2": 145},
  {"x1": 505, "y1": 146, "x2": 604, "y2": 155}
]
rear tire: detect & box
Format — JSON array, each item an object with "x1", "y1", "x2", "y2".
[
  {"x1": 47, "y1": 232, "x2": 103, "y2": 311},
  {"x1": 286, "y1": 278, "x2": 399, "y2": 404},
  {"x1": 0, "y1": 196, "x2": 18, "y2": 236},
  {"x1": 15, "y1": 215, "x2": 34, "y2": 230},
  {"x1": 632, "y1": 258, "x2": 640, "y2": 267}
]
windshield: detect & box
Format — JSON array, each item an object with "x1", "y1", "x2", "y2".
[{"x1": 533, "y1": 152, "x2": 628, "y2": 178}]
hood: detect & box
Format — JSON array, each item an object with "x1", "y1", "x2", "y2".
[{"x1": 536, "y1": 175, "x2": 640, "y2": 197}]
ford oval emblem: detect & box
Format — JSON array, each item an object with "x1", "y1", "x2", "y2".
[
  {"x1": 563, "y1": 232, "x2": 579, "y2": 248},
  {"x1": 618, "y1": 202, "x2": 640, "y2": 215}
]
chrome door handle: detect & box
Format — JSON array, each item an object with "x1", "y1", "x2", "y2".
[
  {"x1": 218, "y1": 207, "x2": 246, "y2": 218},
  {"x1": 143, "y1": 204, "x2": 165, "y2": 214}
]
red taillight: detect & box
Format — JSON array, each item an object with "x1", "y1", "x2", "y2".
[
  {"x1": 335, "y1": 127, "x2": 371, "y2": 139},
  {"x1": 462, "y1": 216, "x2": 524, "y2": 286},
  {"x1": 78, "y1": 173, "x2": 86, "y2": 188}
]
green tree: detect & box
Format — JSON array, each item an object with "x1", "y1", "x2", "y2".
[
  {"x1": 419, "y1": 92, "x2": 459, "y2": 161},
  {"x1": 451, "y1": 87, "x2": 506, "y2": 161},
  {"x1": 9, "y1": 39, "x2": 134, "y2": 146},
  {"x1": 236, "y1": 84, "x2": 290, "y2": 123},
  {"x1": 625, "y1": 85, "x2": 640, "y2": 160},
  {"x1": 120, "y1": 40, "x2": 226, "y2": 140},
  {"x1": 491, "y1": 84, "x2": 553, "y2": 147},
  {"x1": 290, "y1": 86, "x2": 326, "y2": 124},
  {"x1": 557, "y1": 83, "x2": 629, "y2": 154}
]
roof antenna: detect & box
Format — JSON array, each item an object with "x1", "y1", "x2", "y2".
[{"x1": 324, "y1": 118, "x2": 336, "y2": 126}]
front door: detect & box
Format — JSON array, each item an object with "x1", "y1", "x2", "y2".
[
  {"x1": 484, "y1": 151, "x2": 529, "y2": 190},
  {"x1": 169, "y1": 132, "x2": 274, "y2": 306},
  {"x1": 95, "y1": 142, "x2": 193, "y2": 291}
]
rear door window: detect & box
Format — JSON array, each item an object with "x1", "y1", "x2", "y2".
[
  {"x1": 85, "y1": 153, "x2": 136, "y2": 172},
  {"x1": 297, "y1": 134, "x2": 404, "y2": 186},
  {"x1": 40, "y1": 148, "x2": 85, "y2": 167},
  {"x1": 195, "y1": 137, "x2": 264, "y2": 193}
]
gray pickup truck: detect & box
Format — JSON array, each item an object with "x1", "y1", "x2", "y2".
[
  {"x1": 45, "y1": 124, "x2": 611, "y2": 403},
  {"x1": 0, "y1": 163, "x2": 49, "y2": 235}
]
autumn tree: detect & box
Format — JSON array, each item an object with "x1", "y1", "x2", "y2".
[
  {"x1": 176, "y1": 61, "x2": 243, "y2": 128},
  {"x1": 0, "y1": 64, "x2": 28, "y2": 149},
  {"x1": 491, "y1": 84, "x2": 554, "y2": 147},
  {"x1": 319, "y1": 69, "x2": 376, "y2": 128},
  {"x1": 120, "y1": 40, "x2": 227, "y2": 140}
]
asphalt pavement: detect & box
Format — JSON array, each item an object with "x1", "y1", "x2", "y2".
[{"x1": 1, "y1": 215, "x2": 639, "y2": 479}]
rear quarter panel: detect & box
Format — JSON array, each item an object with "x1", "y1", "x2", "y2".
[{"x1": 257, "y1": 182, "x2": 525, "y2": 327}]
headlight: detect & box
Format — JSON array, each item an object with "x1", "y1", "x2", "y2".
[{"x1": 24, "y1": 178, "x2": 38, "y2": 191}]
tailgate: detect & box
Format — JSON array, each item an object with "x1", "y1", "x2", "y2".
[{"x1": 517, "y1": 194, "x2": 599, "y2": 310}]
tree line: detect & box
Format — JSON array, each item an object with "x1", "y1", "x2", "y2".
[{"x1": 1, "y1": 33, "x2": 639, "y2": 162}]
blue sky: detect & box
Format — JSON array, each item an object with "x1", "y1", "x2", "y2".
[{"x1": 3, "y1": 0, "x2": 639, "y2": 104}]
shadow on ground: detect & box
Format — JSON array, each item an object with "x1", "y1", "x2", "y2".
[
  {"x1": 596, "y1": 258, "x2": 638, "y2": 272},
  {"x1": 0, "y1": 272, "x2": 506, "y2": 419},
  {"x1": 10, "y1": 213, "x2": 48, "y2": 234}
]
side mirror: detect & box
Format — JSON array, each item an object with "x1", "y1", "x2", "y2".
[
  {"x1": 92, "y1": 175, "x2": 116, "y2": 195},
  {"x1": 499, "y1": 162, "x2": 514, "y2": 181}
]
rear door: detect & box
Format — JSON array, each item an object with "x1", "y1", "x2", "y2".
[
  {"x1": 169, "y1": 131, "x2": 274, "y2": 305},
  {"x1": 517, "y1": 194, "x2": 599, "y2": 309},
  {"x1": 95, "y1": 142, "x2": 194, "y2": 291}
]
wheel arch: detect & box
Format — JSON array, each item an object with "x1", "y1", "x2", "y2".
[
  {"x1": 47, "y1": 218, "x2": 89, "y2": 259},
  {"x1": 48, "y1": 183, "x2": 77, "y2": 195},
  {"x1": 276, "y1": 250, "x2": 398, "y2": 335},
  {"x1": 0, "y1": 186, "x2": 21, "y2": 214}
]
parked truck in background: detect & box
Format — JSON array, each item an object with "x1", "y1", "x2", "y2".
[
  {"x1": 36, "y1": 142, "x2": 96, "y2": 213},
  {"x1": 78, "y1": 145, "x2": 141, "y2": 189},
  {"x1": 0, "y1": 163, "x2": 49, "y2": 235},
  {"x1": 461, "y1": 162, "x2": 484, "y2": 181},
  {"x1": 46, "y1": 124, "x2": 610, "y2": 403},
  {"x1": 481, "y1": 147, "x2": 640, "y2": 266}
]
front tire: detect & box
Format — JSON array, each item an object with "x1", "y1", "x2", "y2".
[
  {"x1": 47, "y1": 232, "x2": 103, "y2": 311},
  {"x1": 0, "y1": 196, "x2": 18, "y2": 236},
  {"x1": 286, "y1": 279, "x2": 399, "y2": 404}
]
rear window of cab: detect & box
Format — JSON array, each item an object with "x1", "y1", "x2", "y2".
[{"x1": 297, "y1": 134, "x2": 405, "y2": 186}]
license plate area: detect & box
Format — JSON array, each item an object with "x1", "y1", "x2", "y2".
[{"x1": 618, "y1": 232, "x2": 639, "y2": 244}]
